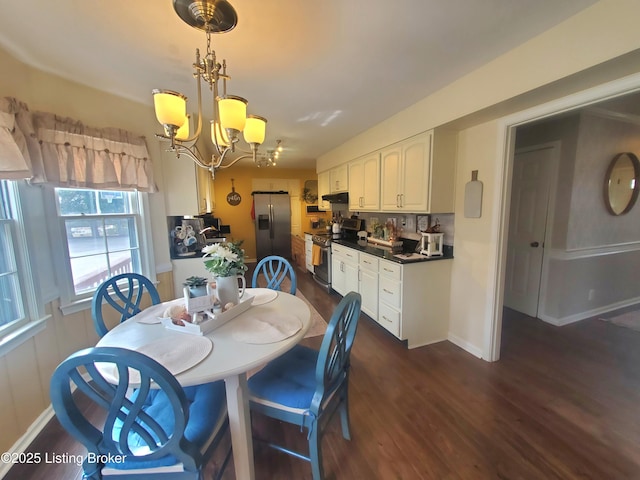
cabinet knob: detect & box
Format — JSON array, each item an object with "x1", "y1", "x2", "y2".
[{"x1": 530, "y1": 241, "x2": 540, "y2": 248}]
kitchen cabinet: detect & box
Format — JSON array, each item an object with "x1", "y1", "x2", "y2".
[
  {"x1": 377, "y1": 257, "x2": 451, "y2": 348},
  {"x1": 379, "y1": 128, "x2": 457, "y2": 213},
  {"x1": 317, "y1": 171, "x2": 330, "y2": 211},
  {"x1": 195, "y1": 165, "x2": 215, "y2": 213},
  {"x1": 380, "y1": 132, "x2": 431, "y2": 212},
  {"x1": 331, "y1": 243, "x2": 359, "y2": 297},
  {"x1": 291, "y1": 235, "x2": 306, "y2": 270},
  {"x1": 348, "y1": 153, "x2": 380, "y2": 211},
  {"x1": 305, "y1": 233, "x2": 313, "y2": 272},
  {"x1": 330, "y1": 164, "x2": 348, "y2": 193},
  {"x1": 358, "y1": 252, "x2": 379, "y2": 319},
  {"x1": 330, "y1": 241, "x2": 452, "y2": 349}
]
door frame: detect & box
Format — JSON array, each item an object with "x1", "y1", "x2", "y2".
[
  {"x1": 486, "y1": 72, "x2": 640, "y2": 362},
  {"x1": 505, "y1": 142, "x2": 561, "y2": 319}
]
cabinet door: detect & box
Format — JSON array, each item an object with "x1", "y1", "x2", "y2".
[
  {"x1": 400, "y1": 132, "x2": 431, "y2": 211},
  {"x1": 348, "y1": 160, "x2": 364, "y2": 210},
  {"x1": 330, "y1": 164, "x2": 348, "y2": 193},
  {"x1": 380, "y1": 146, "x2": 402, "y2": 210},
  {"x1": 317, "y1": 171, "x2": 330, "y2": 211},
  {"x1": 344, "y1": 260, "x2": 359, "y2": 295},
  {"x1": 362, "y1": 153, "x2": 380, "y2": 210},
  {"x1": 359, "y1": 268, "x2": 378, "y2": 319},
  {"x1": 331, "y1": 254, "x2": 346, "y2": 296}
]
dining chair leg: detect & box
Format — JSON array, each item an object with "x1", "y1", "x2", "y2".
[
  {"x1": 309, "y1": 419, "x2": 324, "y2": 480},
  {"x1": 339, "y1": 386, "x2": 352, "y2": 441}
]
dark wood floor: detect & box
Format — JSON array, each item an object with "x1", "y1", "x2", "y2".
[{"x1": 7, "y1": 264, "x2": 640, "y2": 479}]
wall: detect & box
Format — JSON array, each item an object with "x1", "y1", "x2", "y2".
[
  {"x1": 518, "y1": 112, "x2": 640, "y2": 322},
  {"x1": 210, "y1": 167, "x2": 318, "y2": 260},
  {"x1": 317, "y1": 0, "x2": 640, "y2": 359},
  {"x1": 0, "y1": 45, "x2": 178, "y2": 460}
]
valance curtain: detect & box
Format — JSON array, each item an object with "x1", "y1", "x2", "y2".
[{"x1": 0, "y1": 97, "x2": 156, "y2": 192}]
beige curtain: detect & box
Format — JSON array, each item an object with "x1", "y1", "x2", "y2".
[
  {"x1": 0, "y1": 98, "x2": 39, "y2": 180},
  {"x1": 0, "y1": 97, "x2": 156, "y2": 192}
]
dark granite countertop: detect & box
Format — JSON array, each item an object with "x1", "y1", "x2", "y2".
[{"x1": 332, "y1": 239, "x2": 453, "y2": 264}]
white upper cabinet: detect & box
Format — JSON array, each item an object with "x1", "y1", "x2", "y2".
[
  {"x1": 381, "y1": 131, "x2": 431, "y2": 212},
  {"x1": 379, "y1": 129, "x2": 457, "y2": 213},
  {"x1": 329, "y1": 164, "x2": 348, "y2": 193},
  {"x1": 317, "y1": 170, "x2": 330, "y2": 211},
  {"x1": 348, "y1": 152, "x2": 380, "y2": 211}
]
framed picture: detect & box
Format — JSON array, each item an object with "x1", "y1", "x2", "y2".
[{"x1": 417, "y1": 215, "x2": 430, "y2": 232}]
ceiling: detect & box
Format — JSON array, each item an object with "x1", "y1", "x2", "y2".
[{"x1": 0, "y1": 0, "x2": 598, "y2": 169}]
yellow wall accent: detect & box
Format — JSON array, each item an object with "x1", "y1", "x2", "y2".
[{"x1": 211, "y1": 167, "x2": 321, "y2": 259}]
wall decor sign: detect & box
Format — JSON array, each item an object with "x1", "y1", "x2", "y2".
[{"x1": 226, "y1": 178, "x2": 241, "y2": 206}]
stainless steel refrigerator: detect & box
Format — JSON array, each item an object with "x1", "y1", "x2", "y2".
[{"x1": 253, "y1": 192, "x2": 291, "y2": 260}]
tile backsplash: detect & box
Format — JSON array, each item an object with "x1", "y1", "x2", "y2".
[{"x1": 347, "y1": 212, "x2": 455, "y2": 246}]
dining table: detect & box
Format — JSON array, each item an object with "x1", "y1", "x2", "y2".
[{"x1": 96, "y1": 287, "x2": 312, "y2": 480}]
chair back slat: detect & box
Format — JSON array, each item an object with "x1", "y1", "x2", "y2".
[
  {"x1": 92, "y1": 273, "x2": 161, "y2": 337},
  {"x1": 252, "y1": 255, "x2": 297, "y2": 294},
  {"x1": 50, "y1": 347, "x2": 198, "y2": 473},
  {"x1": 311, "y1": 292, "x2": 361, "y2": 412}
]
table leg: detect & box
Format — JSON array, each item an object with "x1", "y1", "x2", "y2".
[{"x1": 224, "y1": 373, "x2": 255, "y2": 480}]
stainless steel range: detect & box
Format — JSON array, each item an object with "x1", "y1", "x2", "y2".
[{"x1": 312, "y1": 233, "x2": 332, "y2": 288}]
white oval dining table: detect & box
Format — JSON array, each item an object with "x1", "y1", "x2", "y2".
[{"x1": 97, "y1": 289, "x2": 311, "y2": 480}]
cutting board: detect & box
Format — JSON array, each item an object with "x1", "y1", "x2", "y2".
[{"x1": 464, "y1": 170, "x2": 483, "y2": 218}]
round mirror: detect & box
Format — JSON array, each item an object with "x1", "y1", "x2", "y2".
[{"x1": 604, "y1": 152, "x2": 640, "y2": 215}]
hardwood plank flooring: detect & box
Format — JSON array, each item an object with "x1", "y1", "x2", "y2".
[{"x1": 6, "y1": 263, "x2": 640, "y2": 479}]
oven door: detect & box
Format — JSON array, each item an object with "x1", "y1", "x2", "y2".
[{"x1": 313, "y1": 244, "x2": 331, "y2": 285}]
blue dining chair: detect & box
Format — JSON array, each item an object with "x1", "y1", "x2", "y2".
[
  {"x1": 251, "y1": 255, "x2": 297, "y2": 294},
  {"x1": 50, "y1": 346, "x2": 230, "y2": 480},
  {"x1": 248, "y1": 291, "x2": 362, "y2": 480},
  {"x1": 92, "y1": 273, "x2": 161, "y2": 337}
]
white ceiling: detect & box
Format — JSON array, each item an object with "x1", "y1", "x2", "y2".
[{"x1": 0, "y1": 0, "x2": 598, "y2": 169}]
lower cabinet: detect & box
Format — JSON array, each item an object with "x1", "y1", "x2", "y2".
[
  {"x1": 331, "y1": 244, "x2": 359, "y2": 297},
  {"x1": 332, "y1": 243, "x2": 452, "y2": 349},
  {"x1": 305, "y1": 234, "x2": 313, "y2": 272},
  {"x1": 358, "y1": 253, "x2": 379, "y2": 319},
  {"x1": 291, "y1": 235, "x2": 306, "y2": 270}
]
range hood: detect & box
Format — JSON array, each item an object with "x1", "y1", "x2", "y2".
[{"x1": 321, "y1": 192, "x2": 349, "y2": 204}]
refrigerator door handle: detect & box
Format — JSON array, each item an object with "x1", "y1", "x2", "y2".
[{"x1": 269, "y1": 203, "x2": 274, "y2": 239}]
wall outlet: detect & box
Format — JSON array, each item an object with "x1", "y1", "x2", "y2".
[{"x1": 588, "y1": 289, "x2": 595, "y2": 301}]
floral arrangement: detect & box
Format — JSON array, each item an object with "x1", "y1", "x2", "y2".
[{"x1": 202, "y1": 240, "x2": 247, "y2": 278}]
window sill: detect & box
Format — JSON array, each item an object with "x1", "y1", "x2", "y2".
[
  {"x1": 59, "y1": 297, "x2": 93, "y2": 316},
  {"x1": 0, "y1": 316, "x2": 50, "y2": 357}
]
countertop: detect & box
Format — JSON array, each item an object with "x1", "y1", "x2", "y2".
[{"x1": 332, "y1": 239, "x2": 453, "y2": 264}]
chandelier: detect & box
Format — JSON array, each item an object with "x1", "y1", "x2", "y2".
[{"x1": 152, "y1": 0, "x2": 280, "y2": 178}]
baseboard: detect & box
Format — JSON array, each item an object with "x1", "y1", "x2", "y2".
[
  {"x1": 539, "y1": 297, "x2": 640, "y2": 326},
  {"x1": 447, "y1": 333, "x2": 483, "y2": 359},
  {"x1": 0, "y1": 406, "x2": 55, "y2": 479}
]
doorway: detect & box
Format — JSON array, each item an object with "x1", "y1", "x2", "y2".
[
  {"x1": 488, "y1": 75, "x2": 640, "y2": 362},
  {"x1": 503, "y1": 143, "x2": 559, "y2": 318}
]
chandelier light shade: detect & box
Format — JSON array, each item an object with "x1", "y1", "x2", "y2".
[
  {"x1": 244, "y1": 115, "x2": 267, "y2": 145},
  {"x1": 152, "y1": 0, "x2": 283, "y2": 178},
  {"x1": 218, "y1": 95, "x2": 248, "y2": 134},
  {"x1": 210, "y1": 121, "x2": 230, "y2": 147},
  {"x1": 175, "y1": 115, "x2": 190, "y2": 141},
  {"x1": 152, "y1": 90, "x2": 187, "y2": 129}
]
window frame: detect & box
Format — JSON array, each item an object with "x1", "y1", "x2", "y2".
[
  {"x1": 0, "y1": 181, "x2": 48, "y2": 353},
  {"x1": 46, "y1": 186, "x2": 156, "y2": 315}
]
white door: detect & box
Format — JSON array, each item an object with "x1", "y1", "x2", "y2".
[{"x1": 504, "y1": 146, "x2": 555, "y2": 317}]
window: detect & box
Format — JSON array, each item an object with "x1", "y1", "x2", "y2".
[
  {"x1": 55, "y1": 188, "x2": 143, "y2": 299},
  {"x1": 0, "y1": 181, "x2": 26, "y2": 332}
]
